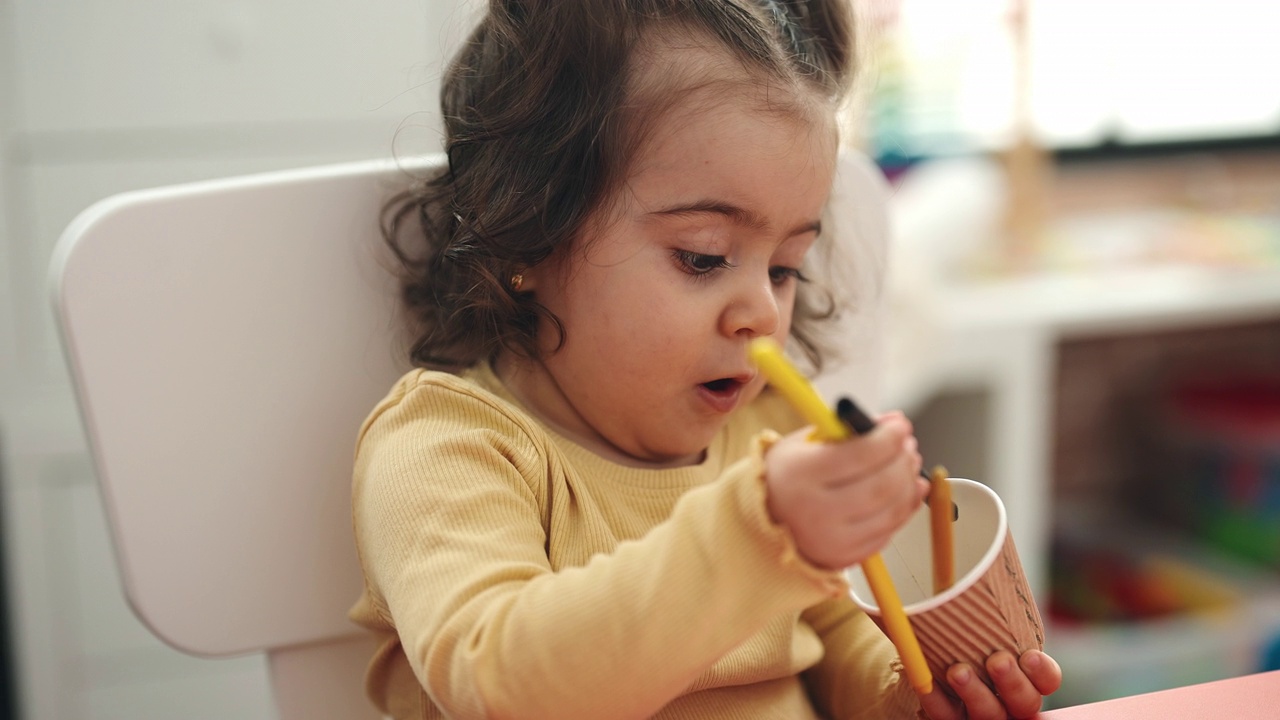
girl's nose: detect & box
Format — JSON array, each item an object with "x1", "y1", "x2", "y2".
[{"x1": 721, "y1": 276, "x2": 780, "y2": 338}]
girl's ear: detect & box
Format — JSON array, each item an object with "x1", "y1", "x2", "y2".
[
  {"x1": 511, "y1": 265, "x2": 539, "y2": 293},
  {"x1": 518, "y1": 253, "x2": 567, "y2": 294}
]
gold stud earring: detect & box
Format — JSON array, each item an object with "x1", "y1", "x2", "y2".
[{"x1": 510, "y1": 273, "x2": 524, "y2": 292}]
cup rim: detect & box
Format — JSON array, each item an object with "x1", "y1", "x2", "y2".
[{"x1": 851, "y1": 477, "x2": 1010, "y2": 615}]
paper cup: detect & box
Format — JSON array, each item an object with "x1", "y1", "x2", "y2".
[{"x1": 847, "y1": 478, "x2": 1044, "y2": 692}]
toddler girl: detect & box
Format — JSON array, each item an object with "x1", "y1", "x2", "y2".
[{"x1": 350, "y1": 1, "x2": 1061, "y2": 718}]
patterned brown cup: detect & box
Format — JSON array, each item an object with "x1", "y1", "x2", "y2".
[{"x1": 847, "y1": 478, "x2": 1045, "y2": 693}]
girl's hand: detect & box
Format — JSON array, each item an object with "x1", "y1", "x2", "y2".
[
  {"x1": 917, "y1": 649, "x2": 1063, "y2": 720},
  {"x1": 763, "y1": 412, "x2": 927, "y2": 570}
]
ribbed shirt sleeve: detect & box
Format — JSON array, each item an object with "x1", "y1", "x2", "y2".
[{"x1": 801, "y1": 596, "x2": 921, "y2": 719}]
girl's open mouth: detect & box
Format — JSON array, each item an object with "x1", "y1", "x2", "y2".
[
  {"x1": 698, "y1": 377, "x2": 745, "y2": 413},
  {"x1": 702, "y1": 378, "x2": 739, "y2": 393}
]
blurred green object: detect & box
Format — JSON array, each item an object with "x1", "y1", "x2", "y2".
[{"x1": 1207, "y1": 513, "x2": 1280, "y2": 566}]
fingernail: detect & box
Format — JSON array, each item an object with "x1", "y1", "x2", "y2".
[
  {"x1": 952, "y1": 667, "x2": 971, "y2": 686},
  {"x1": 1023, "y1": 651, "x2": 1042, "y2": 671},
  {"x1": 904, "y1": 436, "x2": 918, "y2": 454},
  {"x1": 993, "y1": 656, "x2": 1014, "y2": 677}
]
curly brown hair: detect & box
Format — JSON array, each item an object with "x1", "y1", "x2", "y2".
[{"x1": 382, "y1": 0, "x2": 856, "y2": 371}]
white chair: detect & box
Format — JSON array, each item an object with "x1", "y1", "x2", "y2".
[{"x1": 48, "y1": 152, "x2": 891, "y2": 719}]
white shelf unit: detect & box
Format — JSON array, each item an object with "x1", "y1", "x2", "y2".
[{"x1": 886, "y1": 262, "x2": 1280, "y2": 706}]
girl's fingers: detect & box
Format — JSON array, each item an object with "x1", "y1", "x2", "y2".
[
  {"x1": 770, "y1": 414, "x2": 919, "y2": 494},
  {"x1": 801, "y1": 475, "x2": 926, "y2": 567},
  {"x1": 832, "y1": 449, "x2": 927, "y2": 522},
  {"x1": 987, "y1": 651, "x2": 1045, "y2": 718},
  {"x1": 842, "y1": 477, "x2": 927, "y2": 543},
  {"x1": 813, "y1": 416, "x2": 914, "y2": 483},
  {"x1": 915, "y1": 684, "x2": 963, "y2": 720},
  {"x1": 822, "y1": 451, "x2": 928, "y2": 564},
  {"x1": 946, "y1": 664, "x2": 1005, "y2": 720},
  {"x1": 1020, "y1": 649, "x2": 1064, "y2": 696},
  {"x1": 932, "y1": 652, "x2": 1059, "y2": 720},
  {"x1": 761, "y1": 414, "x2": 925, "y2": 568},
  {"x1": 875, "y1": 410, "x2": 908, "y2": 425}
]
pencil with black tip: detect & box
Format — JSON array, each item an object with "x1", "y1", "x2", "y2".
[
  {"x1": 748, "y1": 338, "x2": 934, "y2": 695},
  {"x1": 836, "y1": 397, "x2": 957, "y2": 594}
]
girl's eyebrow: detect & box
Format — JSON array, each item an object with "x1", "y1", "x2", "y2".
[{"x1": 647, "y1": 200, "x2": 822, "y2": 237}]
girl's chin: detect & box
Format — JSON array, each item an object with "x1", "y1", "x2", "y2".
[
  {"x1": 621, "y1": 443, "x2": 709, "y2": 469},
  {"x1": 641, "y1": 432, "x2": 723, "y2": 468},
  {"x1": 617, "y1": 433, "x2": 718, "y2": 469}
]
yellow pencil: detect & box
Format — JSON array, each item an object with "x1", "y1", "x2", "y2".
[
  {"x1": 748, "y1": 338, "x2": 934, "y2": 695},
  {"x1": 929, "y1": 465, "x2": 955, "y2": 594}
]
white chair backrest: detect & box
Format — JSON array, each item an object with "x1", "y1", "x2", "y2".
[
  {"x1": 48, "y1": 152, "x2": 890, "y2": 719},
  {"x1": 50, "y1": 156, "x2": 432, "y2": 719}
]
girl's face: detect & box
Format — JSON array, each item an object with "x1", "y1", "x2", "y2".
[{"x1": 503, "y1": 86, "x2": 837, "y2": 468}]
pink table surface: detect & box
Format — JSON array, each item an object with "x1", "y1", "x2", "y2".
[{"x1": 1040, "y1": 670, "x2": 1280, "y2": 719}]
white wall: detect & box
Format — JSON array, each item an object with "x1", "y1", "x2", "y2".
[
  {"x1": 0, "y1": 2, "x2": 477, "y2": 717},
  {"x1": 1, "y1": 0, "x2": 19, "y2": 401}
]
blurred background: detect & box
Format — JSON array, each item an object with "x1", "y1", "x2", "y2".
[
  {"x1": 2, "y1": 0, "x2": 1279, "y2": 717},
  {"x1": 852, "y1": 0, "x2": 1280, "y2": 709}
]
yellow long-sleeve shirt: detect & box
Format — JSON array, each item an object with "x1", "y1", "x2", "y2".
[{"x1": 349, "y1": 364, "x2": 918, "y2": 719}]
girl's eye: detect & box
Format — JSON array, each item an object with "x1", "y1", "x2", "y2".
[
  {"x1": 769, "y1": 265, "x2": 808, "y2": 285},
  {"x1": 674, "y1": 249, "x2": 732, "y2": 276}
]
